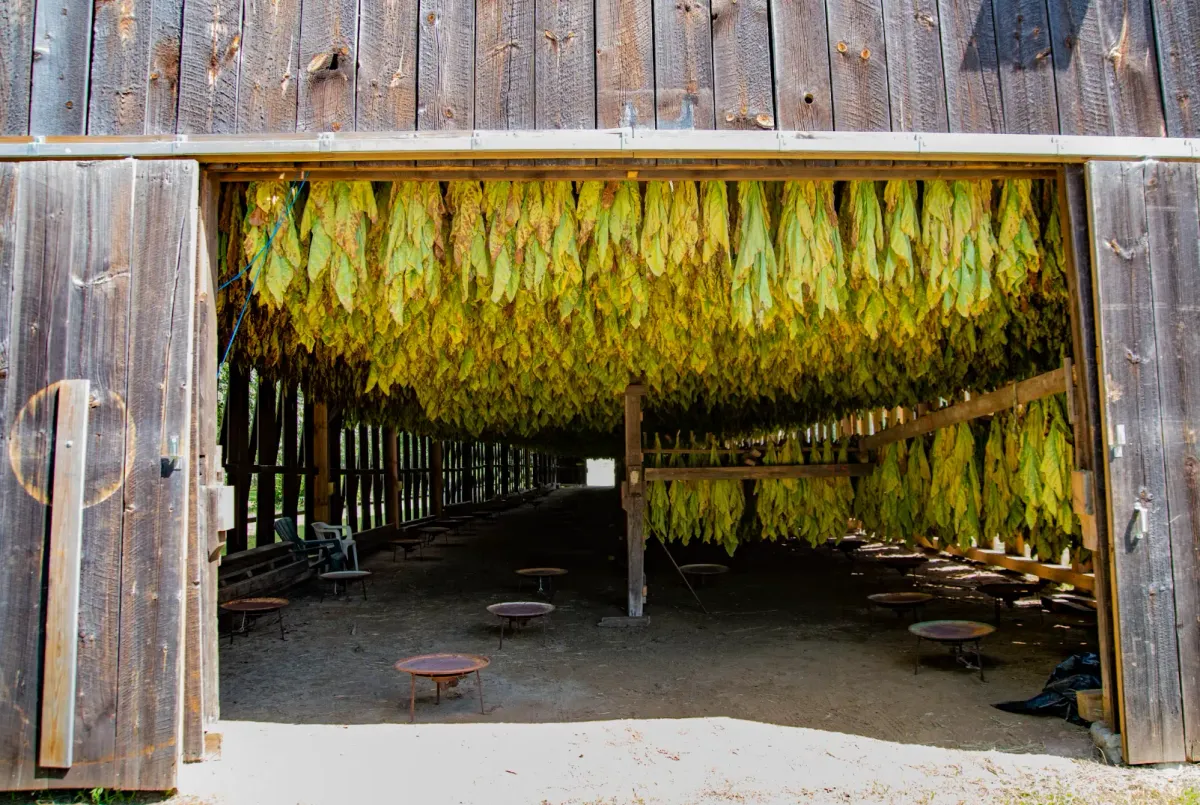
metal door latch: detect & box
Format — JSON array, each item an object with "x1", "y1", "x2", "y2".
[
  {"x1": 161, "y1": 435, "x2": 182, "y2": 478},
  {"x1": 1112, "y1": 424, "x2": 1127, "y2": 459},
  {"x1": 1132, "y1": 500, "x2": 1149, "y2": 543}
]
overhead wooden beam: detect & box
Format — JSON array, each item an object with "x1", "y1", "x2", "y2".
[
  {"x1": 645, "y1": 463, "x2": 874, "y2": 481},
  {"x1": 859, "y1": 367, "x2": 1067, "y2": 451},
  {"x1": 6, "y1": 129, "x2": 1200, "y2": 163}
]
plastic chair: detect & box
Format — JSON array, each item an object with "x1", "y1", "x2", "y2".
[
  {"x1": 311, "y1": 522, "x2": 360, "y2": 570},
  {"x1": 273, "y1": 517, "x2": 345, "y2": 571}
]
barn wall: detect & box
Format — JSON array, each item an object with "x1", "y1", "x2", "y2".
[{"x1": 5, "y1": 0, "x2": 1197, "y2": 139}]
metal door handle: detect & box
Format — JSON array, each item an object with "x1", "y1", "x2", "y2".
[{"x1": 1132, "y1": 501, "x2": 1149, "y2": 543}]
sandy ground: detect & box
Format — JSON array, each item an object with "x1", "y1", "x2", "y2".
[{"x1": 179, "y1": 487, "x2": 1199, "y2": 804}]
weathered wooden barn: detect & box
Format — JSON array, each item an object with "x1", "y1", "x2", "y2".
[{"x1": 1, "y1": 0, "x2": 1200, "y2": 793}]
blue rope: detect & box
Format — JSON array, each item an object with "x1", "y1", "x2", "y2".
[{"x1": 218, "y1": 176, "x2": 307, "y2": 372}]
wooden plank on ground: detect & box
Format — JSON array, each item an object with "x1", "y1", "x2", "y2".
[
  {"x1": 62, "y1": 160, "x2": 136, "y2": 784},
  {"x1": 1087, "y1": 160, "x2": 1185, "y2": 765},
  {"x1": 0, "y1": 162, "x2": 76, "y2": 789},
  {"x1": 1048, "y1": 0, "x2": 1165, "y2": 136},
  {"x1": 178, "y1": 0, "x2": 244, "y2": 133},
  {"x1": 991, "y1": 0, "x2": 1058, "y2": 134},
  {"x1": 535, "y1": 0, "x2": 595, "y2": 131},
  {"x1": 769, "y1": 0, "x2": 832, "y2": 130},
  {"x1": 1144, "y1": 161, "x2": 1200, "y2": 761},
  {"x1": 38, "y1": 379, "x2": 89, "y2": 769},
  {"x1": 653, "y1": 0, "x2": 715, "y2": 130},
  {"x1": 595, "y1": 0, "x2": 654, "y2": 129},
  {"x1": 860, "y1": 367, "x2": 1067, "y2": 450},
  {"x1": 236, "y1": 0, "x2": 301, "y2": 132},
  {"x1": 29, "y1": 0, "x2": 92, "y2": 134},
  {"x1": 880, "y1": 0, "x2": 948, "y2": 131},
  {"x1": 355, "y1": 0, "x2": 418, "y2": 131},
  {"x1": 937, "y1": 0, "x2": 1004, "y2": 132},
  {"x1": 1150, "y1": 0, "x2": 1200, "y2": 137},
  {"x1": 825, "y1": 0, "x2": 890, "y2": 130},
  {"x1": 0, "y1": 0, "x2": 33, "y2": 134},
  {"x1": 711, "y1": 0, "x2": 774, "y2": 130},
  {"x1": 298, "y1": 0, "x2": 358, "y2": 131},
  {"x1": 914, "y1": 536, "x2": 1095, "y2": 590},
  {"x1": 417, "y1": 0, "x2": 474, "y2": 130},
  {"x1": 115, "y1": 160, "x2": 198, "y2": 788}
]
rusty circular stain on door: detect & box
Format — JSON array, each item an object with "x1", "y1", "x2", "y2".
[{"x1": 8, "y1": 380, "x2": 136, "y2": 507}]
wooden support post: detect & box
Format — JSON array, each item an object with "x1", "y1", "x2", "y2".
[
  {"x1": 328, "y1": 413, "x2": 343, "y2": 525},
  {"x1": 373, "y1": 429, "x2": 384, "y2": 526},
  {"x1": 485, "y1": 443, "x2": 496, "y2": 500},
  {"x1": 255, "y1": 377, "x2": 278, "y2": 545},
  {"x1": 624, "y1": 384, "x2": 647, "y2": 617},
  {"x1": 1062, "y1": 166, "x2": 1120, "y2": 730},
  {"x1": 311, "y1": 402, "x2": 330, "y2": 529},
  {"x1": 431, "y1": 440, "x2": 444, "y2": 517},
  {"x1": 281, "y1": 384, "x2": 300, "y2": 526},
  {"x1": 383, "y1": 428, "x2": 398, "y2": 525},
  {"x1": 226, "y1": 366, "x2": 250, "y2": 554},
  {"x1": 358, "y1": 426, "x2": 372, "y2": 531},
  {"x1": 344, "y1": 429, "x2": 358, "y2": 532}
]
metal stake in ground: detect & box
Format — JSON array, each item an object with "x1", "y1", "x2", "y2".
[{"x1": 656, "y1": 538, "x2": 709, "y2": 615}]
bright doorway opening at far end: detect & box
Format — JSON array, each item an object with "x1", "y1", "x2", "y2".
[{"x1": 586, "y1": 459, "x2": 615, "y2": 487}]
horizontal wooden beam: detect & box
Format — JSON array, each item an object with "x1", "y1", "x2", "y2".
[
  {"x1": 860, "y1": 368, "x2": 1066, "y2": 451},
  {"x1": 645, "y1": 463, "x2": 874, "y2": 481},
  {"x1": 0, "y1": 129, "x2": 1197, "y2": 163},
  {"x1": 214, "y1": 164, "x2": 1058, "y2": 182},
  {"x1": 915, "y1": 536, "x2": 1095, "y2": 591}
]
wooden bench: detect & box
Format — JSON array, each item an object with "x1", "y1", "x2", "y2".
[{"x1": 218, "y1": 543, "x2": 313, "y2": 605}]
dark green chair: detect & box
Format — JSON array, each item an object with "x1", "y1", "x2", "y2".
[{"x1": 274, "y1": 518, "x2": 346, "y2": 571}]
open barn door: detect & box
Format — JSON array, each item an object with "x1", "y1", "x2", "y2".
[
  {"x1": 1087, "y1": 160, "x2": 1200, "y2": 764},
  {"x1": 0, "y1": 160, "x2": 198, "y2": 790}
]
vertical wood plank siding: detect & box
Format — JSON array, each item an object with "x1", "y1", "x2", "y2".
[
  {"x1": 28, "y1": 0, "x2": 91, "y2": 134},
  {"x1": 595, "y1": 0, "x2": 654, "y2": 129},
  {"x1": 1088, "y1": 160, "x2": 1186, "y2": 764},
  {"x1": 236, "y1": 0, "x2": 301, "y2": 132},
  {"x1": 356, "y1": 0, "x2": 419, "y2": 131},
  {"x1": 769, "y1": 0, "x2": 833, "y2": 130},
  {"x1": 711, "y1": 0, "x2": 774, "y2": 130},
  {"x1": 418, "y1": 0, "x2": 474, "y2": 130},
  {"x1": 3, "y1": 0, "x2": 1197, "y2": 137},
  {"x1": 937, "y1": 0, "x2": 1004, "y2": 132},
  {"x1": 825, "y1": 0, "x2": 891, "y2": 131},
  {"x1": 1143, "y1": 162, "x2": 1200, "y2": 761},
  {"x1": 298, "y1": 0, "x2": 358, "y2": 131},
  {"x1": 177, "y1": 0, "x2": 243, "y2": 134},
  {"x1": 880, "y1": 0, "x2": 948, "y2": 132},
  {"x1": 535, "y1": 0, "x2": 595, "y2": 131},
  {"x1": 653, "y1": 0, "x2": 716, "y2": 130},
  {"x1": 990, "y1": 0, "x2": 1058, "y2": 134}
]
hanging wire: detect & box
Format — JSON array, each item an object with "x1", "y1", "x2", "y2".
[{"x1": 218, "y1": 174, "x2": 308, "y2": 372}]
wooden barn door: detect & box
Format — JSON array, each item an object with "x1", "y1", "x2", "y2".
[
  {"x1": 1087, "y1": 160, "x2": 1200, "y2": 765},
  {"x1": 0, "y1": 160, "x2": 198, "y2": 790}
]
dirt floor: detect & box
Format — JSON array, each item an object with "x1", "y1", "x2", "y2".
[
  {"x1": 221, "y1": 487, "x2": 1099, "y2": 754},
  {"x1": 188, "y1": 487, "x2": 1200, "y2": 804}
]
